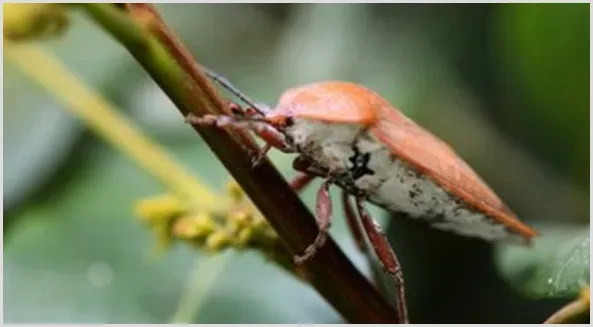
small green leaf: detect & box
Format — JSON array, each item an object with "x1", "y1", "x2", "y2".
[{"x1": 496, "y1": 225, "x2": 589, "y2": 299}]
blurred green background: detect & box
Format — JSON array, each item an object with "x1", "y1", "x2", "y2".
[{"x1": 3, "y1": 3, "x2": 590, "y2": 323}]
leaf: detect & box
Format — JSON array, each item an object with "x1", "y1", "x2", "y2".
[{"x1": 496, "y1": 225, "x2": 590, "y2": 299}]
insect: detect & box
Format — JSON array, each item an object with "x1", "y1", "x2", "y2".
[{"x1": 187, "y1": 68, "x2": 539, "y2": 324}]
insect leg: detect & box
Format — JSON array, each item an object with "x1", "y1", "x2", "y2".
[
  {"x1": 292, "y1": 155, "x2": 368, "y2": 252},
  {"x1": 342, "y1": 191, "x2": 368, "y2": 253},
  {"x1": 186, "y1": 113, "x2": 288, "y2": 149},
  {"x1": 355, "y1": 197, "x2": 409, "y2": 324},
  {"x1": 289, "y1": 172, "x2": 316, "y2": 193},
  {"x1": 185, "y1": 110, "x2": 292, "y2": 167},
  {"x1": 293, "y1": 178, "x2": 333, "y2": 265}
]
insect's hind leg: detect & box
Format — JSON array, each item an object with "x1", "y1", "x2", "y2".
[{"x1": 355, "y1": 196, "x2": 409, "y2": 324}]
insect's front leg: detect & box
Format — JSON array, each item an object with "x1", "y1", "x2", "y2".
[
  {"x1": 355, "y1": 197, "x2": 409, "y2": 324},
  {"x1": 292, "y1": 155, "x2": 368, "y2": 254},
  {"x1": 185, "y1": 109, "x2": 292, "y2": 167},
  {"x1": 185, "y1": 100, "x2": 250, "y2": 135}
]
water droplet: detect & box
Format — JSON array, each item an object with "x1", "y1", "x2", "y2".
[{"x1": 86, "y1": 261, "x2": 114, "y2": 288}]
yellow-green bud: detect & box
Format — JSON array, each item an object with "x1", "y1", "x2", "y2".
[
  {"x1": 193, "y1": 213, "x2": 216, "y2": 237},
  {"x1": 4, "y1": 4, "x2": 69, "y2": 42},
  {"x1": 225, "y1": 180, "x2": 244, "y2": 202},
  {"x1": 205, "y1": 231, "x2": 231, "y2": 251},
  {"x1": 134, "y1": 194, "x2": 184, "y2": 224},
  {"x1": 236, "y1": 227, "x2": 254, "y2": 247}
]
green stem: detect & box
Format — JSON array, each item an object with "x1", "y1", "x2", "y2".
[
  {"x1": 82, "y1": 4, "x2": 399, "y2": 323},
  {"x1": 170, "y1": 253, "x2": 233, "y2": 324}
]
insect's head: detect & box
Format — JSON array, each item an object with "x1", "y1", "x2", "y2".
[
  {"x1": 202, "y1": 66, "x2": 297, "y2": 134},
  {"x1": 264, "y1": 114, "x2": 294, "y2": 130}
]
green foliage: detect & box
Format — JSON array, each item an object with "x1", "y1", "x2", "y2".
[
  {"x1": 496, "y1": 3, "x2": 589, "y2": 186},
  {"x1": 496, "y1": 225, "x2": 590, "y2": 299}
]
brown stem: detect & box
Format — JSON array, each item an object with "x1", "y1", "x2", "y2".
[{"x1": 82, "y1": 3, "x2": 399, "y2": 323}]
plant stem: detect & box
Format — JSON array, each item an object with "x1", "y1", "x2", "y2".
[
  {"x1": 544, "y1": 286, "x2": 590, "y2": 324},
  {"x1": 543, "y1": 299, "x2": 589, "y2": 324},
  {"x1": 170, "y1": 252, "x2": 233, "y2": 324},
  {"x1": 4, "y1": 42, "x2": 221, "y2": 209},
  {"x1": 82, "y1": 3, "x2": 399, "y2": 323}
]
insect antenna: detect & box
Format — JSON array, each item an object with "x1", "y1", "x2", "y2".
[{"x1": 201, "y1": 66, "x2": 269, "y2": 117}]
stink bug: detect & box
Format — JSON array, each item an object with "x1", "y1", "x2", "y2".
[{"x1": 188, "y1": 68, "x2": 538, "y2": 324}]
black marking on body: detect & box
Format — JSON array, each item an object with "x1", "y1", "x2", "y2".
[
  {"x1": 347, "y1": 145, "x2": 375, "y2": 180},
  {"x1": 284, "y1": 117, "x2": 295, "y2": 127},
  {"x1": 406, "y1": 168, "x2": 420, "y2": 178},
  {"x1": 285, "y1": 133, "x2": 296, "y2": 150}
]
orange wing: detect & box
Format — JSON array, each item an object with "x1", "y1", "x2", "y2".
[
  {"x1": 371, "y1": 106, "x2": 538, "y2": 239},
  {"x1": 271, "y1": 82, "x2": 378, "y2": 125}
]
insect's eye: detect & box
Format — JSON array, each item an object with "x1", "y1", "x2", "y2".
[
  {"x1": 226, "y1": 101, "x2": 243, "y2": 116},
  {"x1": 230, "y1": 107, "x2": 243, "y2": 116},
  {"x1": 285, "y1": 117, "x2": 295, "y2": 127}
]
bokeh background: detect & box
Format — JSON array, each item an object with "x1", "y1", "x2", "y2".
[{"x1": 3, "y1": 3, "x2": 590, "y2": 323}]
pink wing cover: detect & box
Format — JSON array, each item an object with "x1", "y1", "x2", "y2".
[
  {"x1": 271, "y1": 82, "x2": 377, "y2": 125},
  {"x1": 372, "y1": 105, "x2": 537, "y2": 239}
]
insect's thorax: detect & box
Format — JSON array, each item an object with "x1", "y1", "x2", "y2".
[
  {"x1": 284, "y1": 118, "x2": 524, "y2": 243},
  {"x1": 284, "y1": 118, "x2": 388, "y2": 189}
]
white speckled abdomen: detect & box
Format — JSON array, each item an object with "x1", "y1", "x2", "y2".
[
  {"x1": 365, "y1": 158, "x2": 514, "y2": 241},
  {"x1": 285, "y1": 118, "x2": 521, "y2": 243}
]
